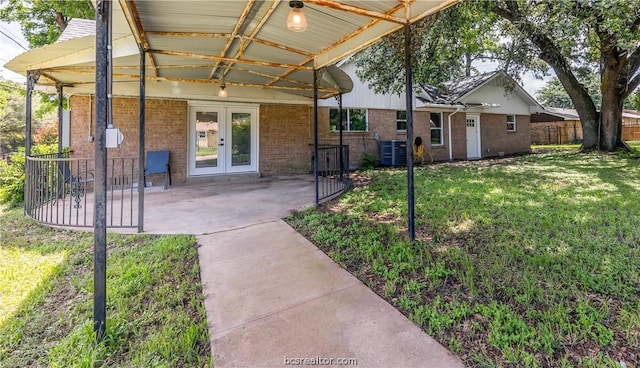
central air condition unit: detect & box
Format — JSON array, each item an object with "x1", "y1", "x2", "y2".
[{"x1": 379, "y1": 140, "x2": 407, "y2": 166}]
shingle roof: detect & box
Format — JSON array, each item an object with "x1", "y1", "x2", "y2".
[
  {"x1": 417, "y1": 71, "x2": 499, "y2": 105},
  {"x1": 56, "y1": 19, "x2": 95, "y2": 43}
]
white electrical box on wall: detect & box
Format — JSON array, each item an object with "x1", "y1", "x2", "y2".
[{"x1": 106, "y1": 127, "x2": 124, "y2": 148}]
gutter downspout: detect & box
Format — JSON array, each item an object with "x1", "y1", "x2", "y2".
[{"x1": 448, "y1": 105, "x2": 464, "y2": 161}]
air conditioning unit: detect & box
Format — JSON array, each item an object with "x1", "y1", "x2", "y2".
[{"x1": 379, "y1": 140, "x2": 407, "y2": 166}]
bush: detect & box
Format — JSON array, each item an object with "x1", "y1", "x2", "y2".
[
  {"x1": 0, "y1": 144, "x2": 59, "y2": 207},
  {"x1": 360, "y1": 153, "x2": 378, "y2": 170}
]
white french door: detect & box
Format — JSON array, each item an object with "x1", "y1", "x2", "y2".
[{"x1": 189, "y1": 105, "x2": 258, "y2": 175}]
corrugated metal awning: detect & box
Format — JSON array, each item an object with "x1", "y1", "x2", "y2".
[{"x1": 5, "y1": 0, "x2": 457, "y2": 101}]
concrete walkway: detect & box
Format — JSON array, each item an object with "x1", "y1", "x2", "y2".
[{"x1": 196, "y1": 206, "x2": 464, "y2": 366}]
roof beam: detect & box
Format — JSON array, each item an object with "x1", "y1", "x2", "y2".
[
  {"x1": 145, "y1": 31, "x2": 313, "y2": 57},
  {"x1": 208, "y1": 0, "x2": 256, "y2": 80},
  {"x1": 44, "y1": 64, "x2": 316, "y2": 88},
  {"x1": 221, "y1": 1, "x2": 280, "y2": 78},
  {"x1": 266, "y1": 56, "x2": 314, "y2": 87},
  {"x1": 145, "y1": 31, "x2": 228, "y2": 38},
  {"x1": 313, "y1": 1, "x2": 409, "y2": 69},
  {"x1": 305, "y1": 0, "x2": 407, "y2": 24},
  {"x1": 48, "y1": 70, "x2": 336, "y2": 93},
  {"x1": 119, "y1": 0, "x2": 159, "y2": 77},
  {"x1": 148, "y1": 49, "x2": 313, "y2": 70}
]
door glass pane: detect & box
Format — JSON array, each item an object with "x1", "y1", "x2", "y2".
[
  {"x1": 231, "y1": 112, "x2": 251, "y2": 166},
  {"x1": 195, "y1": 111, "x2": 219, "y2": 168}
]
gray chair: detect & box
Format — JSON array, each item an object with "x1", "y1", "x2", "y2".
[{"x1": 144, "y1": 150, "x2": 171, "y2": 189}]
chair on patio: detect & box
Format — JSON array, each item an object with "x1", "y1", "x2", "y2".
[{"x1": 144, "y1": 150, "x2": 171, "y2": 189}]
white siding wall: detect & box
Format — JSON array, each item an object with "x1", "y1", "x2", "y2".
[
  {"x1": 460, "y1": 84, "x2": 532, "y2": 115},
  {"x1": 319, "y1": 62, "x2": 413, "y2": 110}
]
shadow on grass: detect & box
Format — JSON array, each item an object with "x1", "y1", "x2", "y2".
[{"x1": 0, "y1": 207, "x2": 211, "y2": 368}]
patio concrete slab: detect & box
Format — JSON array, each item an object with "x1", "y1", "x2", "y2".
[
  {"x1": 141, "y1": 175, "x2": 314, "y2": 234},
  {"x1": 197, "y1": 220, "x2": 464, "y2": 368}
]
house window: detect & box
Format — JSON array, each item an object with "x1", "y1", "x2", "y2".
[
  {"x1": 507, "y1": 115, "x2": 516, "y2": 132},
  {"x1": 396, "y1": 111, "x2": 407, "y2": 131},
  {"x1": 330, "y1": 108, "x2": 367, "y2": 132},
  {"x1": 198, "y1": 131, "x2": 206, "y2": 138},
  {"x1": 430, "y1": 112, "x2": 443, "y2": 145}
]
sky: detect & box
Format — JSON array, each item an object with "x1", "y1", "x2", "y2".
[
  {"x1": 0, "y1": 20, "x2": 550, "y2": 97},
  {"x1": 0, "y1": 20, "x2": 28, "y2": 83}
]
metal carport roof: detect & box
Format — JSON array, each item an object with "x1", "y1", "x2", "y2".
[{"x1": 6, "y1": 0, "x2": 457, "y2": 102}]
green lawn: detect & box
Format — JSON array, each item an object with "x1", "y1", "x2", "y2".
[
  {"x1": 287, "y1": 150, "x2": 640, "y2": 367},
  {"x1": 0, "y1": 207, "x2": 211, "y2": 367}
]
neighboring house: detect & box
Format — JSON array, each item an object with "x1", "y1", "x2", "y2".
[
  {"x1": 319, "y1": 64, "x2": 544, "y2": 166},
  {"x1": 531, "y1": 107, "x2": 640, "y2": 144},
  {"x1": 530, "y1": 108, "x2": 583, "y2": 145}
]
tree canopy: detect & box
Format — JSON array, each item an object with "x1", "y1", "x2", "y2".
[
  {"x1": 354, "y1": 0, "x2": 640, "y2": 152},
  {"x1": 353, "y1": 1, "x2": 508, "y2": 96},
  {"x1": 0, "y1": 0, "x2": 94, "y2": 47}
]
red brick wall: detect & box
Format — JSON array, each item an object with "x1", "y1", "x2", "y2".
[
  {"x1": 316, "y1": 107, "x2": 450, "y2": 167},
  {"x1": 69, "y1": 96, "x2": 188, "y2": 184},
  {"x1": 259, "y1": 104, "x2": 314, "y2": 175},
  {"x1": 479, "y1": 114, "x2": 531, "y2": 158}
]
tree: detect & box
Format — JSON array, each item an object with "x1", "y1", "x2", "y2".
[
  {"x1": 489, "y1": 0, "x2": 640, "y2": 151},
  {"x1": 0, "y1": 0, "x2": 94, "y2": 47},
  {"x1": 0, "y1": 79, "x2": 52, "y2": 152},
  {"x1": 353, "y1": 1, "x2": 507, "y2": 96},
  {"x1": 538, "y1": 72, "x2": 639, "y2": 110}
]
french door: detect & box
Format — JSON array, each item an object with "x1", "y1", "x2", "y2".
[{"x1": 189, "y1": 105, "x2": 257, "y2": 175}]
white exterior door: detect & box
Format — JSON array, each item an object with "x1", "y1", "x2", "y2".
[
  {"x1": 189, "y1": 105, "x2": 258, "y2": 175},
  {"x1": 466, "y1": 115, "x2": 481, "y2": 159}
]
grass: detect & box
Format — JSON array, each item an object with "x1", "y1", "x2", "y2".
[
  {"x1": 287, "y1": 148, "x2": 640, "y2": 367},
  {"x1": 0, "y1": 207, "x2": 211, "y2": 367}
]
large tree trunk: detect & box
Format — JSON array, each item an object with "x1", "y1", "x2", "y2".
[
  {"x1": 600, "y1": 79, "x2": 624, "y2": 151},
  {"x1": 599, "y1": 46, "x2": 627, "y2": 151},
  {"x1": 549, "y1": 65, "x2": 599, "y2": 150}
]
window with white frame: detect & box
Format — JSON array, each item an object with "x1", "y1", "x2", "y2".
[
  {"x1": 430, "y1": 112, "x2": 443, "y2": 145},
  {"x1": 507, "y1": 115, "x2": 516, "y2": 132},
  {"x1": 330, "y1": 108, "x2": 367, "y2": 132},
  {"x1": 396, "y1": 111, "x2": 407, "y2": 131}
]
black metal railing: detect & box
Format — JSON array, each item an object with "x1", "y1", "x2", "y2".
[
  {"x1": 316, "y1": 145, "x2": 351, "y2": 202},
  {"x1": 25, "y1": 154, "x2": 138, "y2": 228}
]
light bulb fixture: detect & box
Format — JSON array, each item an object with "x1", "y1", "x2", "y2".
[
  {"x1": 287, "y1": 1, "x2": 307, "y2": 32},
  {"x1": 218, "y1": 83, "x2": 228, "y2": 98}
]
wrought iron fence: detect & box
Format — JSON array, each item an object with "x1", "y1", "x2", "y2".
[
  {"x1": 316, "y1": 145, "x2": 350, "y2": 202},
  {"x1": 25, "y1": 154, "x2": 138, "y2": 228}
]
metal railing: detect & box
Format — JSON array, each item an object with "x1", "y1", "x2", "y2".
[
  {"x1": 316, "y1": 145, "x2": 351, "y2": 202},
  {"x1": 25, "y1": 154, "x2": 138, "y2": 228}
]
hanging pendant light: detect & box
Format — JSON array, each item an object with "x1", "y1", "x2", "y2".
[
  {"x1": 218, "y1": 82, "x2": 228, "y2": 98},
  {"x1": 287, "y1": 1, "x2": 307, "y2": 32}
]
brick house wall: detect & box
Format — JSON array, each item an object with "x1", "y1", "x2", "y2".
[
  {"x1": 69, "y1": 96, "x2": 318, "y2": 179},
  {"x1": 258, "y1": 104, "x2": 314, "y2": 175},
  {"x1": 479, "y1": 114, "x2": 531, "y2": 157},
  {"x1": 316, "y1": 107, "x2": 452, "y2": 167},
  {"x1": 70, "y1": 95, "x2": 189, "y2": 184}
]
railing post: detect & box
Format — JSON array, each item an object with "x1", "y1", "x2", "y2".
[
  {"x1": 138, "y1": 47, "x2": 146, "y2": 233},
  {"x1": 313, "y1": 69, "x2": 319, "y2": 206},
  {"x1": 93, "y1": 0, "x2": 110, "y2": 342},
  {"x1": 404, "y1": 22, "x2": 416, "y2": 242}
]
